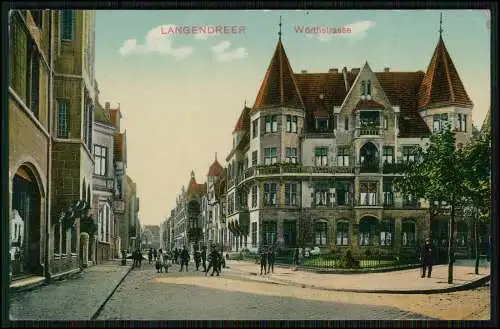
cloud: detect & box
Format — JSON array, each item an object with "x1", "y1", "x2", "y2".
[
  {"x1": 118, "y1": 24, "x2": 194, "y2": 59},
  {"x1": 307, "y1": 20, "x2": 376, "y2": 43},
  {"x1": 211, "y1": 40, "x2": 248, "y2": 62}
]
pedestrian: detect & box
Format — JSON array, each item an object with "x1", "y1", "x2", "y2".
[
  {"x1": 201, "y1": 245, "x2": 207, "y2": 272},
  {"x1": 153, "y1": 249, "x2": 158, "y2": 261},
  {"x1": 267, "y1": 246, "x2": 276, "y2": 274},
  {"x1": 420, "y1": 238, "x2": 434, "y2": 278},
  {"x1": 293, "y1": 247, "x2": 300, "y2": 268},
  {"x1": 148, "y1": 248, "x2": 153, "y2": 264},
  {"x1": 179, "y1": 245, "x2": 190, "y2": 272},
  {"x1": 174, "y1": 248, "x2": 179, "y2": 265},
  {"x1": 194, "y1": 249, "x2": 201, "y2": 271},
  {"x1": 132, "y1": 250, "x2": 138, "y2": 267},
  {"x1": 206, "y1": 245, "x2": 220, "y2": 276},
  {"x1": 164, "y1": 251, "x2": 172, "y2": 273},
  {"x1": 137, "y1": 249, "x2": 143, "y2": 267},
  {"x1": 259, "y1": 246, "x2": 268, "y2": 275},
  {"x1": 156, "y1": 249, "x2": 164, "y2": 273}
]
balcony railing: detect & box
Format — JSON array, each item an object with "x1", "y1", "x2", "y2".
[
  {"x1": 354, "y1": 126, "x2": 384, "y2": 137},
  {"x1": 382, "y1": 162, "x2": 411, "y2": 174},
  {"x1": 359, "y1": 163, "x2": 379, "y2": 173}
]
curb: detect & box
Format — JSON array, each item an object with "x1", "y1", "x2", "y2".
[
  {"x1": 243, "y1": 273, "x2": 491, "y2": 294},
  {"x1": 90, "y1": 264, "x2": 133, "y2": 320},
  {"x1": 9, "y1": 268, "x2": 84, "y2": 295}
]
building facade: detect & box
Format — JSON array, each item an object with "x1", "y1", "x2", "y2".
[
  {"x1": 8, "y1": 9, "x2": 99, "y2": 282},
  {"x1": 121, "y1": 175, "x2": 139, "y2": 252},
  {"x1": 144, "y1": 225, "x2": 160, "y2": 250},
  {"x1": 92, "y1": 93, "x2": 116, "y2": 264},
  {"x1": 222, "y1": 30, "x2": 475, "y2": 259}
]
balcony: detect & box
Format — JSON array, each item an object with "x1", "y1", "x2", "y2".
[
  {"x1": 382, "y1": 162, "x2": 411, "y2": 174},
  {"x1": 354, "y1": 126, "x2": 384, "y2": 138},
  {"x1": 359, "y1": 162, "x2": 380, "y2": 173},
  {"x1": 301, "y1": 130, "x2": 336, "y2": 139}
]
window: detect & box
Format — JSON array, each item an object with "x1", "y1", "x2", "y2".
[
  {"x1": 285, "y1": 183, "x2": 298, "y2": 206},
  {"x1": 316, "y1": 118, "x2": 328, "y2": 131},
  {"x1": 333, "y1": 115, "x2": 338, "y2": 130},
  {"x1": 359, "y1": 219, "x2": 377, "y2": 246},
  {"x1": 360, "y1": 182, "x2": 377, "y2": 206},
  {"x1": 262, "y1": 221, "x2": 277, "y2": 245},
  {"x1": 457, "y1": 222, "x2": 468, "y2": 247},
  {"x1": 31, "y1": 10, "x2": 43, "y2": 29},
  {"x1": 315, "y1": 147, "x2": 328, "y2": 166},
  {"x1": 251, "y1": 185, "x2": 257, "y2": 208},
  {"x1": 383, "y1": 182, "x2": 394, "y2": 206},
  {"x1": 314, "y1": 183, "x2": 334, "y2": 206},
  {"x1": 57, "y1": 101, "x2": 69, "y2": 138},
  {"x1": 344, "y1": 117, "x2": 349, "y2": 131},
  {"x1": 264, "y1": 147, "x2": 277, "y2": 165},
  {"x1": 402, "y1": 146, "x2": 416, "y2": 162},
  {"x1": 336, "y1": 221, "x2": 349, "y2": 245},
  {"x1": 251, "y1": 222, "x2": 257, "y2": 247},
  {"x1": 252, "y1": 151, "x2": 258, "y2": 166},
  {"x1": 361, "y1": 81, "x2": 366, "y2": 96},
  {"x1": 252, "y1": 119, "x2": 258, "y2": 138},
  {"x1": 264, "y1": 115, "x2": 278, "y2": 133},
  {"x1": 286, "y1": 115, "x2": 298, "y2": 133},
  {"x1": 61, "y1": 10, "x2": 74, "y2": 41},
  {"x1": 382, "y1": 147, "x2": 393, "y2": 164},
  {"x1": 286, "y1": 147, "x2": 297, "y2": 163},
  {"x1": 228, "y1": 193, "x2": 234, "y2": 214},
  {"x1": 367, "y1": 80, "x2": 372, "y2": 96},
  {"x1": 335, "y1": 182, "x2": 350, "y2": 206},
  {"x1": 380, "y1": 219, "x2": 393, "y2": 246},
  {"x1": 402, "y1": 220, "x2": 416, "y2": 247},
  {"x1": 94, "y1": 145, "x2": 107, "y2": 176},
  {"x1": 27, "y1": 42, "x2": 40, "y2": 118},
  {"x1": 457, "y1": 114, "x2": 467, "y2": 132},
  {"x1": 337, "y1": 147, "x2": 349, "y2": 166},
  {"x1": 263, "y1": 183, "x2": 277, "y2": 206},
  {"x1": 433, "y1": 113, "x2": 448, "y2": 132},
  {"x1": 383, "y1": 116, "x2": 389, "y2": 129},
  {"x1": 283, "y1": 221, "x2": 297, "y2": 247},
  {"x1": 315, "y1": 221, "x2": 327, "y2": 245}
]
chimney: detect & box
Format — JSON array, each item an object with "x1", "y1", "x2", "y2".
[
  {"x1": 329, "y1": 68, "x2": 339, "y2": 73},
  {"x1": 384, "y1": 67, "x2": 390, "y2": 72},
  {"x1": 351, "y1": 68, "x2": 360, "y2": 74},
  {"x1": 105, "y1": 102, "x2": 110, "y2": 110},
  {"x1": 342, "y1": 67, "x2": 350, "y2": 92},
  {"x1": 301, "y1": 69, "x2": 308, "y2": 74}
]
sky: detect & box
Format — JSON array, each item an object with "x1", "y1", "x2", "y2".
[{"x1": 94, "y1": 9, "x2": 491, "y2": 227}]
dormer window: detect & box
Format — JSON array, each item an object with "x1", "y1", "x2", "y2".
[
  {"x1": 316, "y1": 118, "x2": 328, "y2": 131},
  {"x1": 367, "y1": 80, "x2": 372, "y2": 96}
]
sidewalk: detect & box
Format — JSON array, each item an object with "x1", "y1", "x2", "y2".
[
  {"x1": 225, "y1": 260, "x2": 491, "y2": 294},
  {"x1": 9, "y1": 260, "x2": 133, "y2": 321}
]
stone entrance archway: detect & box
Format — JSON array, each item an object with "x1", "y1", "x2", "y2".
[{"x1": 10, "y1": 165, "x2": 43, "y2": 278}]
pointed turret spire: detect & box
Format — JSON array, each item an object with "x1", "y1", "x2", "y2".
[
  {"x1": 253, "y1": 25, "x2": 305, "y2": 111},
  {"x1": 418, "y1": 22, "x2": 473, "y2": 110},
  {"x1": 215, "y1": 152, "x2": 217, "y2": 161},
  {"x1": 190, "y1": 170, "x2": 195, "y2": 178}
]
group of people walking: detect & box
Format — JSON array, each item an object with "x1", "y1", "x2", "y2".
[
  {"x1": 134, "y1": 245, "x2": 226, "y2": 276},
  {"x1": 258, "y1": 246, "x2": 276, "y2": 275}
]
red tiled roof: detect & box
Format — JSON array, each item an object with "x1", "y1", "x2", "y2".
[
  {"x1": 208, "y1": 156, "x2": 223, "y2": 177},
  {"x1": 232, "y1": 106, "x2": 252, "y2": 133},
  {"x1": 109, "y1": 108, "x2": 121, "y2": 127},
  {"x1": 418, "y1": 36, "x2": 473, "y2": 109},
  {"x1": 354, "y1": 99, "x2": 386, "y2": 111},
  {"x1": 253, "y1": 40, "x2": 305, "y2": 111}
]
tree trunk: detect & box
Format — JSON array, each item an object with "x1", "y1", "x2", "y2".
[
  {"x1": 448, "y1": 205, "x2": 455, "y2": 284},
  {"x1": 474, "y1": 215, "x2": 480, "y2": 275}
]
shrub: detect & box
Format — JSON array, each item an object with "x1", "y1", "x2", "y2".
[{"x1": 336, "y1": 249, "x2": 360, "y2": 269}]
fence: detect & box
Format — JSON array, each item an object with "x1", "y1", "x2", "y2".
[{"x1": 243, "y1": 249, "x2": 420, "y2": 270}]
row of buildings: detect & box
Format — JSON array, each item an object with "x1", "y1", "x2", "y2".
[
  {"x1": 160, "y1": 20, "x2": 489, "y2": 259},
  {"x1": 8, "y1": 9, "x2": 140, "y2": 284}
]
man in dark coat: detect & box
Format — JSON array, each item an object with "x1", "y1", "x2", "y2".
[
  {"x1": 420, "y1": 238, "x2": 434, "y2": 278},
  {"x1": 206, "y1": 246, "x2": 220, "y2": 276},
  {"x1": 174, "y1": 248, "x2": 179, "y2": 264},
  {"x1": 179, "y1": 246, "x2": 190, "y2": 272},
  {"x1": 194, "y1": 250, "x2": 201, "y2": 271},
  {"x1": 267, "y1": 246, "x2": 276, "y2": 274},
  {"x1": 259, "y1": 246, "x2": 268, "y2": 275},
  {"x1": 201, "y1": 246, "x2": 207, "y2": 272}
]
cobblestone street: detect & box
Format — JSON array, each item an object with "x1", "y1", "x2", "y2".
[{"x1": 96, "y1": 262, "x2": 435, "y2": 320}]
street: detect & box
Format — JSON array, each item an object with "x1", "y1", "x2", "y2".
[{"x1": 95, "y1": 262, "x2": 435, "y2": 320}]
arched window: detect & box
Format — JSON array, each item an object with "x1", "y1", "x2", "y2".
[
  {"x1": 82, "y1": 180, "x2": 86, "y2": 201},
  {"x1": 380, "y1": 218, "x2": 394, "y2": 246},
  {"x1": 367, "y1": 80, "x2": 372, "y2": 96},
  {"x1": 359, "y1": 217, "x2": 377, "y2": 246},
  {"x1": 336, "y1": 221, "x2": 349, "y2": 246},
  {"x1": 315, "y1": 220, "x2": 328, "y2": 245},
  {"x1": 402, "y1": 219, "x2": 416, "y2": 247},
  {"x1": 457, "y1": 221, "x2": 468, "y2": 247}
]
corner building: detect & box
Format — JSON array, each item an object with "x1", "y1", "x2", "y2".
[{"x1": 225, "y1": 31, "x2": 475, "y2": 259}]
